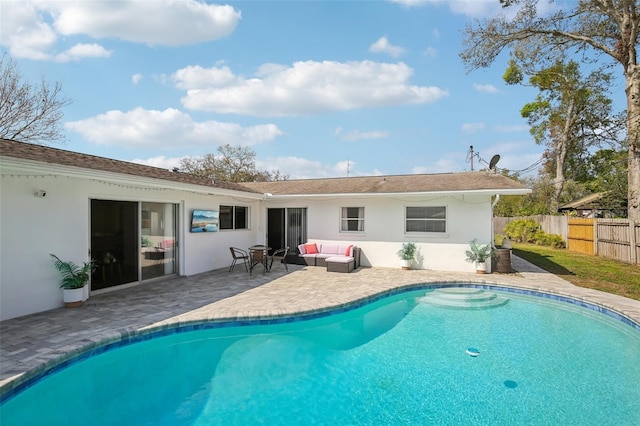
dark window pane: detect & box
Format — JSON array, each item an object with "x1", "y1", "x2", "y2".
[
  {"x1": 235, "y1": 206, "x2": 248, "y2": 229},
  {"x1": 219, "y1": 205, "x2": 232, "y2": 229},
  {"x1": 406, "y1": 206, "x2": 428, "y2": 219},
  {"x1": 405, "y1": 206, "x2": 446, "y2": 233}
]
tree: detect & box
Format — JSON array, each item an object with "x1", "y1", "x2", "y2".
[
  {"x1": 460, "y1": 0, "x2": 640, "y2": 220},
  {"x1": 504, "y1": 59, "x2": 618, "y2": 212},
  {"x1": 0, "y1": 54, "x2": 72, "y2": 144},
  {"x1": 584, "y1": 147, "x2": 629, "y2": 215},
  {"x1": 179, "y1": 144, "x2": 289, "y2": 182}
]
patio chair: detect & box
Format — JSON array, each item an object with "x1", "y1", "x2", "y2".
[
  {"x1": 229, "y1": 247, "x2": 249, "y2": 272},
  {"x1": 269, "y1": 246, "x2": 289, "y2": 272}
]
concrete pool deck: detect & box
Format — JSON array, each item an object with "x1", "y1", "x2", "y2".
[{"x1": 2, "y1": 255, "x2": 640, "y2": 396}]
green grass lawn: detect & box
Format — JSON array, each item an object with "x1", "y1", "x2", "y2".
[{"x1": 512, "y1": 243, "x2": 640, "y2": 301}]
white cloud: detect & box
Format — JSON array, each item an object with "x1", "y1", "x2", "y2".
[
  {"x1": 0, "y1": 0, "x2": 57, "y2": 60},
  {"x1": 257, "y1": 156, "x2": 351, "y2": 179},
  {"x1": 494, "y1": 124, "x2": 529, "y2": 133},
  {"x1": 132, "y1": 73, "x2": 143, "y2": 85},
  {"x1": 412, "y1": 156, "x2": 462, "y2": 174},
  {"x1": 54, "y1": 43, "x2": 111, "y2": 62},
  {"x1": 172, "y1": 65, "x2": 239, "y2": 90},
  {"x1": 447, "y1": 1, "x2": 502, "y2": 17},
  {"x1": 0, "y1": 0, "x2": 241, "y2": 60},
  {"x1": 388, "y1": 0, "x2": 500, "y2": 17},
  {"x1": 65, "y1": 107, "x2": 282, "y2": 148},
  {"x1": 52, "y1": 1, "x2": 240, "y2": 46},
  {"x1": 423, "y1": 46, "x2": 438, "y2": 57},
  {"x1": 387, "y1": 0, "x2": 435, "y2": 7},
  {"x1": 369, "y1": 37, "x2": 405, "y2": 58},
  {"x1": 131, "y1": 155, "x2": 184, "y2": 170},
  {"x1": 177, "y1": 60, "x2": 448, "y2": 116},
  {"x1": 473, "y1": 83, "x2": 499, "y2": 94},
  {"x1": 461, "y1": 122, "x2": 485, "y2": 133},
  {"x1": 336, "y1": 129, "x2": 389, "y2": 142}
]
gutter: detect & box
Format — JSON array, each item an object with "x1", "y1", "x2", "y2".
[
  {"x1": 261, "y1": 189, "x2": 530, "y2": 199},
  {"x1": 0, "y1": 157, "x2": 265, "y2": 200}
]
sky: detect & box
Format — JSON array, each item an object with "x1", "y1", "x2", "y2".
[{"x1": 0, "y1": 0, "x2": 627, "y2": 180}]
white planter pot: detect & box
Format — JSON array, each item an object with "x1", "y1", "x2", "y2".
[
  {"x1": 400, "y1": 259, "x2": 412, "y2": 270},
  {"x1": 475, "y1": 261, "x2": 487, "y2": 274},
  {"x1": 63, "y1": 287, "x2": 84, "y2": 308}
]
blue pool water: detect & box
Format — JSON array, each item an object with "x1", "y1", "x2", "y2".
[{"x1": 1, "y1": 287, "x2": 640, "y2": 425}]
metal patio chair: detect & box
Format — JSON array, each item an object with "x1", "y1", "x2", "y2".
[
  {"x1": 269, "y1": 246, "x2": 289, "y2": 272},
  {"x1": 229, "y1": 247, "x2": 249, "y2": 272}
]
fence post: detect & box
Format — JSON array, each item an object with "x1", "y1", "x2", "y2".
[
  {"x1": 594, "y1": 218, "x2": 598, "y2": 256},
  {"x1": 630, "y1": 220, "x2": 637, "y2": 264}
]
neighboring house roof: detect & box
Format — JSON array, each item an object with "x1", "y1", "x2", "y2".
[
  {"x1": 1, "y1": 138, "x2": 529, "y2": 197},
  {"x1": 558, "y1": 192, "x2": 607, "y2": 211},
  {"x1": 0, "y1": 138, "x2": 257, "y2": 194},
  {"x1": 241, "y1": 172, "x2": 529, "y2": 196}
]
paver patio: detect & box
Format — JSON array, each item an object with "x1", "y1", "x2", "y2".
[{"x1": 1, "y1": 256, "x2": 639, "y2": 397}]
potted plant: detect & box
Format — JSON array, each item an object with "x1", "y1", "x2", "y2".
[
  {"x1": 465, "y1": 239, "x2": 494, "y2": 274},
  {"x1": 50, "y1": 254, "x2": 96, "y2": 307},
  {"x1": 397, "y1": 242, "x2": 417, "y2": 270}
]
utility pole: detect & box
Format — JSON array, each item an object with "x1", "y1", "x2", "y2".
[{"x1": 469, "y1": 145, "x2": 474, "y2": 171}]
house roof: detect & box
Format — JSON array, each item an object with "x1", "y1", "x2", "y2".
[
  {"x1": 1, "y1": 138, "x2": 529, "y2": 197},
  {"x1": 0, "y1": 138, "x2": 257, "y2": 194},
  {"x1": 241, "y1": 172, "x2": 529, "y2": 196}
]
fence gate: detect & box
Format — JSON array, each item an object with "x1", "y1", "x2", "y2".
[{"x1": 567, "y1": 218, "x2": 594, "y2": 255}]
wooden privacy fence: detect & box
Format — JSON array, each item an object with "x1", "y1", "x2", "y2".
[
  {"x1": 595, "y1": 219, "x2": 639, "y2": 265},
  {"x1": 567, "y1": 218, "x2": 594, "y2": 255},
  {"x1": 494, "y1": 216, "x2": 640, "y2": 265}
]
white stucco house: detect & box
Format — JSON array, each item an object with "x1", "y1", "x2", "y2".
[{"x1": 0, "y1": 138, "x2": 529, "y2": 320}]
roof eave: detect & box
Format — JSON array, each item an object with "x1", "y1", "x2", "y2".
[
  {"x1": 263, "y1": 188, "x2": 531, "y2": 198},
  {"x1": 0, "y1": 157, "x2": 265, "y2": 200}
]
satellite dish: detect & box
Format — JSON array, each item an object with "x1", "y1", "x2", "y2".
[{"x1": 489, "y1": 154, "x2": 501, "y2": 171}]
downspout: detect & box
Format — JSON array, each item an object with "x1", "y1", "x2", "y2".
[
  {"x1": 490, "y1": 194, "x2": 500, "y2": 274},
  {"x1": 491, "y1": 194, "x2": 500, "y2": 246}
]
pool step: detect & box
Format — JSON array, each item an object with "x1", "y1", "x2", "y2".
[{"x1": 419, "y1": 288, "x2": 509, "y2": 309}]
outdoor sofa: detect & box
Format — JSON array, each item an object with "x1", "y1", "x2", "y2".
[{"x1": 297, "y1": 242, "x2": 361, "y2": 273}]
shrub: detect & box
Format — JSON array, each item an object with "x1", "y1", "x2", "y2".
[
  {"x1": 504, "y1": 219, "x2": 540, "y2": 243},
  {"x1": 533, "y1": 232, "x2": 566, "y2": 249},
  {"x1": 503, "y1": 219, "x2": 566, "y2": 248}
]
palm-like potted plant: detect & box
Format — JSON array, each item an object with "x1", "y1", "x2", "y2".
[
  {"x1": 465, "y1": 239, "x2": 494, "y2": 274},
  {"x1": 397, "y1": 242, "x2": 417, "y2": 270},
  {"x1": 50, "y1": 254, "x2": 96, "y2": 307}
]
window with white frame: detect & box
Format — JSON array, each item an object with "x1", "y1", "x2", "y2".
[
  {"x1": 220, "y1": 205, "x2": 249, "y2": 230},
  {"x1": 405, "y1": 206, "x2": 446, "y2": 233},
  {"x1": 341, "y1": 207, "x2": 364, "y2": 232}
]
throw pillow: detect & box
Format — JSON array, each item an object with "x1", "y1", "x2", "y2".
[
  {"x1": 345, "y1": 245, "x2": 353, "y2": 256},
  {"x1": 305, "y1": 243, "x2": 318, "y2": 254}
]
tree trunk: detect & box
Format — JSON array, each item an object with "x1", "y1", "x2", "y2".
[
  {"x1": 552, "y1": 99, "x2": 575, "y2": 213},
  {"x1": 627, "y1": 64, "x2": 640, "y2": 221},
  {"x1": 552, "y1": 140, "x2": 567, "y2": 213}
]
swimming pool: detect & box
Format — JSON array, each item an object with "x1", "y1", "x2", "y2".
[{"x1": 1, "y1": 286, "x2": 639, "y2": 425}]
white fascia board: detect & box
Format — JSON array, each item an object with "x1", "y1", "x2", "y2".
[
  {"x1": 264, "y1": 188, "x2": 531, "y2": 199},
  {"x1": 0, "y1": 157, "x2": 264, "y2": 200}
]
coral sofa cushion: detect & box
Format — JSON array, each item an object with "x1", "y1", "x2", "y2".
[
  {"x1": 298, "y1": 244, "x2": 307, "y2": 255},
  {"x1": 345, "y1": 245, "x2": 353, "y2": 256},
  {"x1": 304, "y1": 243, "x2": 319, "y2": 254}
]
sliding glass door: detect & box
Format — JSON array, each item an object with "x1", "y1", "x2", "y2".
[
  {"x1": 91, "y1": 200, "x2": 178, "y2": 290},
  {"x1": 141, "y1": 202, "x2": 177, "y2": 280},
  {"x1": 267, "y1": 208, "x2": 307, "y2": 256},
  {"x1": 91, "y1": 200, "x2": 139, "y2": 290}
]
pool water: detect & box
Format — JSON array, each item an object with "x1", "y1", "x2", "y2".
[{"x1": 2, "y1": 288, "x2": 639, "y2": 425}]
